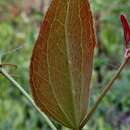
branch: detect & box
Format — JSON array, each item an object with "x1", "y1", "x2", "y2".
[
  {"x1": 80, "y1": 58, "x2": 128, "y2": 129},
  {"x1": 0, "y1": 68, "x2": 57, "y2": 130}
]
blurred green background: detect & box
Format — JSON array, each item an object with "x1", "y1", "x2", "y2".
[{"x1": 0, "y1": 0, "x2": 130, "y2": 130}]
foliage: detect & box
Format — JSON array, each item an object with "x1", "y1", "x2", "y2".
[{"x1": 30, "y1": 0, "x2": 96, "y2": 129}]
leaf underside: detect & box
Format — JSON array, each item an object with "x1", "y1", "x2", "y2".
[{"x1": 30, "y1": 0, "x2": 96, "y2": 129}]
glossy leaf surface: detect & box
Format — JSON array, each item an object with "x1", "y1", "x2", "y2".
[{"x1": 30, "y1": 0, "x2": 96, "y2": 129}]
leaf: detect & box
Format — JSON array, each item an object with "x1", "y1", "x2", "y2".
[
  {"x1": 120, "y1": 15, "x2": 130, "y2": 48},
  {"x1": 30, "y1": 0, "x2": 96, "y2": 129}
]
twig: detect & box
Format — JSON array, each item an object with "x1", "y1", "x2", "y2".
[
  {"x1": 0, "y1": 68, "x2": 57, "y2": 130},
  {"x1": 2, "y1": 45, "x2": 25, "y2": 56},
  {"x1": 80, "y1": 58, "x2": 128, "y2": 129},
  {"x1": 0, "y1": 63, "x2": 17, "y2": 68}
]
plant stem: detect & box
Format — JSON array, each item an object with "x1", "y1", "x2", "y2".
[
  {"x1": 80, "y1": 59, "x2": 128, "y2": 129},
  {"x1": 0, "y1": 68, "x2": 57, "y2": 130}
]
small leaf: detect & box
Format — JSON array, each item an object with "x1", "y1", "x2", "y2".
[
  {"x1": 30, "y1": 0, "x2": 96, "y2": 129},
  {"x1": 120, "y1": 15, "x2": 130, "y2": 48},
  {"x1": 120, "y1": 14, "x2": 130, "y2": 59}
]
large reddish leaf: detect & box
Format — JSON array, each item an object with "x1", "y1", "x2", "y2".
[{"x1": 30, "y1": 0, "x2": 96, "y2": 129}]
